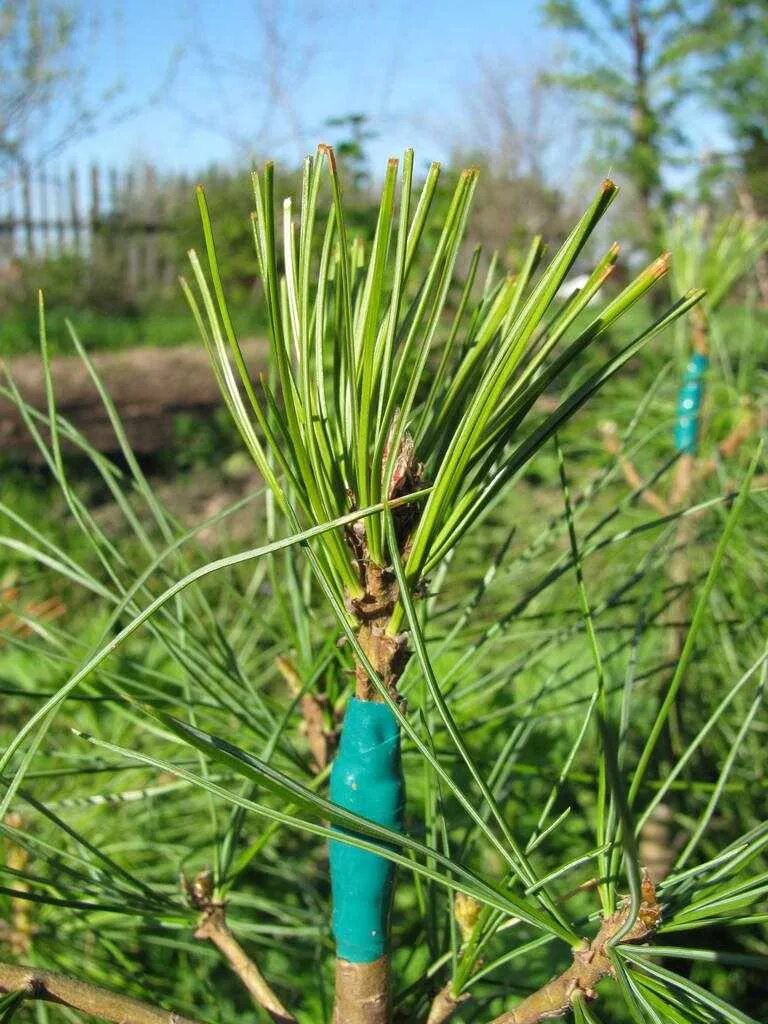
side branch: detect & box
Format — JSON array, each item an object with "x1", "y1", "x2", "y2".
[
  {"x1": 487, "y1": 878, "x2": 661, "y2": 1024},
  {"x1": 426, "y1": 984, "x2": 468, "y2": 1024},
  {"x1": 0, "y1": 960, "x2": 202, "y2": 1024},
  {"x1": 186, "y1": 871, "x2": 296, "y2": 1024},
  {"x1": 600, "y1": 422, "x2": 669, "y2": 515},
  {"x1": 276, "y1": 654, "x2": 335, "y2": 772},
  {"x1": 195, "y1": 907, "x2": 296, "y2": 1023}
]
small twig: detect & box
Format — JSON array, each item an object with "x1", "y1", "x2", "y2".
[
  {"x1": 0, "y1": 960, "x2": 202, "y2": 1024},
  {"x1": 485, "y1": 877, "x2": 662, "y2": 1024},
  {"x1": 196, "y1": 909, "x2": 296, "y2": 1023},
  {"x1": 425, "y1": 883, "x2": 605, "y2": 1024},
  {"x1": 186, "y1": 871, "x2": 296, "y2": 1024},
  {"x1": 697, "y1": 405, "x2": 763, "y2": 482},
  {"x1": 600, "y1": 422, "x2": 669, "y2": 515},
  {"x1": 426, "y1": 984, "x2": 468, "y2": 1024},
  {"x1": 275, "y1": 655, "x2": 335, "y2": 772},
  {"x1": 425, "y1": 893, "x2": 481, "y2": 1023}
]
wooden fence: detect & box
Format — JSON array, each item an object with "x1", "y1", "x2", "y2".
[{"x1": 0, "y1": 163, "x2": 183, "y2": 291}]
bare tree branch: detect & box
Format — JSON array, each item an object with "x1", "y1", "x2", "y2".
[
  {"x1": 196, "y1": 909, "x2": 297, "y2": 1024},
  {"x1": 426, "y1": 984, "x2": 467, "y2": 1024}
]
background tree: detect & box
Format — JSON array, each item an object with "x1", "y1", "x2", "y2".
[
  {"x1": 685, "y1": 0, "x2": 768, "y2": 215},
  {"x1": 325, "y1": 112, "x2": 377, "y2": 191},
  {"x1": 172, "y1": 0, "x2": 345, "y2": 163},
  {"x1": 0, "y1": 1, "x2": 131, "y2": 174},
  {"x1": 0, "y1": 0, "x2": 78, "y2": 167},
  {"x1": 450, "y1": 59, "x2": 572, "y2": 264},
  {"x1": 542, "y1": 0, "x2": 702, "y2": 250}
]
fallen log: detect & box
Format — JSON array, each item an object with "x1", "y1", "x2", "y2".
[{"x1": 0, "y1": 339, "x2": 268, "y2": 457}]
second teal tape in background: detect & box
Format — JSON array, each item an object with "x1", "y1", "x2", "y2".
[
  {"x1": 329, "y1": 697, "x2": 404, "y2": 963},
  {"x1": 674, "y1": 352, "x2": 708, "y2": 454}
]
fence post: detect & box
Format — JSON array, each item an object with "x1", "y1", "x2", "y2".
[
  {"x1": 55, "y1": 172, "x2": 66, "y2": 251},
  {"x1": 69, "y1": 166, "x2": 81, "y2": 254},
  {"x1": 125, "y1": 168, "x2": 140, "y2": 297},
  {"x1": 89, "y1": 163, "x2": 101, "y2": 267},
  {"x1": 40, "y1": 171, "x2": 50, "y2": 257},
  {"x1": 144, "y1": 164, "x2": 158, "y2": 290},
  {"x1": 0, "y1": 161, "x2": 172, "y2": 287},
  {"x1": 2, "y1": 171, "x2": 17, "y2": 261},
  {"x1": 21, "y1": 163, "x2": 34, "y2": 258}
]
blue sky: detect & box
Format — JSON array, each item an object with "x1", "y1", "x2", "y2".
[
  {"x1": 56, "y1": 0, "x2": 558, "y2": 174},
  {"x1": 43, "y1": 0, "x2": 727, "y2": 192}
]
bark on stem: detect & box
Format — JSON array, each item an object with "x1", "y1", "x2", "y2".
[
  {"x1": 600, "y1": 421, "x2": 670, "y2": 516},
  {"x1": 332, "y1": 604, "x2": 403, "y2": 1021},
  {"x1": 349, "y1": 563, "x2": 408, "y2": 703},
  {"x1": 486, "y1": 878, "x2": 661, "y2": 1024},
  {"x1": 426, "y1": 984, "x2": 467, "y2": 1024},
  {"x1": 334, "y1": 956, "x2": 390, "y2": 1024},
  {"x1": 186, "y1": 871, "x2": 296, "y2": 1024},
  {"x1": 0, "y1": 960, "x2": 202, "y2": 1024},
  {"x1": 427, "y1": 880, "x2": 660, "y2": 1024},
  {"x1": 334, "y1": 441, "x2": 420, "y2": 1021}
]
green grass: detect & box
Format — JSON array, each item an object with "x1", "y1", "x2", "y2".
[{"x1": 0, "y1": 303, "x2": 269, "y2": 357}]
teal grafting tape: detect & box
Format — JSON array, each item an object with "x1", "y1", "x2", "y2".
[
  {"x1": 329, "y1": 697, "x2": 404, "y2": 963},
  {"x1": 674, "y1": 353, "x2": 708, "y2": 454}
]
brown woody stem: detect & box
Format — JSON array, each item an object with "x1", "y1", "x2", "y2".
[
  {"x1": 426, "y1": 983, "x2": 467, "y2": 1024},
  {"x1": 599, "y1": 422, "x2": 669, "y2": 515},
  {"x1": 334, "y1": 956, "x2": 390, "y2": 1024},
  {"x1": 350, "y1": 563, "x2": 408, "y2": 702},
  {"x1": 486, "y1": 878, "x2": 661, "y2": 1024},
  {"x1": 0, "y1": 960, "x2": 202, "y2": 1024},
  {"x1": 690, "y1": 304, "x2": 709, "y2": 357},
  {"x1": 195, "y1": 907, "x2": 296, "y2": 1023},
  {"x1": 187, "y1": 871, "x2": 296, "y2": 1023},
  {"x1": 333, "y1": 560, "x2": 410, "y2": 1023}
]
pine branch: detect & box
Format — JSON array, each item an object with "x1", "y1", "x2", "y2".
[
  {"x1": 195, "y1": 908, "x2": 296, "y2": 1024},
  {"x1": 600, "y1": 421, "x2": 670, "y2": 515},
  {"x1": 186, "y1": 871, "x2": 296, "y2": 1024},
  {"x1": 0, "y1": 960, "x2": 202, "y2": 1024},
  {"x1": 485, "y1": 877, "x2": 661, "y2": 1024},
  {"x1": 426, "y1": 985, "x2": 467, "y2": 1024},
  {"x1": 333, "y1": 957, "x2": 390, "y2": 1024}
]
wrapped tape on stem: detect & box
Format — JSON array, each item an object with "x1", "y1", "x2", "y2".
[
  {"x1": 329, "y1": 697, "x2": 404, "y2": 963},
  {"x1": 674, "y1": 352, "x2": 708, "y2": 454}
]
